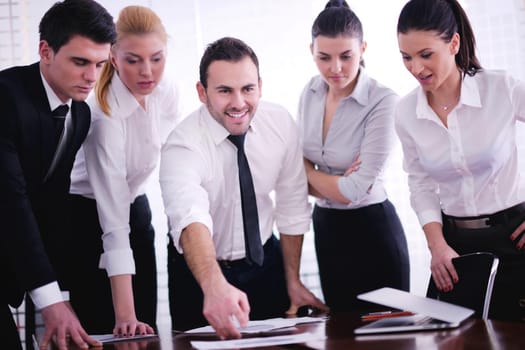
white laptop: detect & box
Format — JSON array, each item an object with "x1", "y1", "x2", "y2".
[{"x1": 354, "y1": 287, "x2": 474, "y2": 335}]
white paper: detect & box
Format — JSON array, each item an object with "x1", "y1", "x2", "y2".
[
  {"x1": 184, "y1": 316, "x2": 325, "y2": 334},
  {"x1": 90, "y1": 333, "x2": 158, "y2": 343},
  {"x1": 191, "y1": 332, "x2": 325, "y2": 349}
]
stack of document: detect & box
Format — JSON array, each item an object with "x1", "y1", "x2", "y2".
[
  {"x1": 181, "y1": 316, "x2": 327, "y2": 349},
  {"x1": 184, "y1": 316, "x2": 324, "y2": 335},
  {"x1": 90, "y1": 333, "x2": 158, "y2": 343}
]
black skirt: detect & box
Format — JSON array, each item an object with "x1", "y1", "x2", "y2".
[{"x1": 313, "y1": 199, "x2": 410, "y2": 312}]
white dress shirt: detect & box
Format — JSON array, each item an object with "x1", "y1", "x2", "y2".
[
  {"x1": 298, "y1": 69, "x2": 399, "y2": 209},
  {"x1": 395, "y1": 69, "x2": 525, "y2": 227},
  {"x1": 70, "y1": 73, "x2": 183, "y2": 276},
  {"x1": 160, "y1": 101, "x2": 311, "y2": 260}
]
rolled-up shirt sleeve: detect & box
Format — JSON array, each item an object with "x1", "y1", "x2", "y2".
[
  {"x1": 337, "y1": 93, "x2": 399, "y2": 204},
  {"x1": 160, "y1": 128, "x2": 213, "y2": 252},
  {"x1": 274, "y1": 113, "x2": 312, "y2": 235},
  {"x1": 83, "y1": 116, "x2": 135, "y2": 276}
]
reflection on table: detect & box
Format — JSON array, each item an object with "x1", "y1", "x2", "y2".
[{"x1": 63, "y1": 312, "x2": 525, "y2": 349}]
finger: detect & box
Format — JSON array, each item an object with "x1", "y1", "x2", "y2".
[
  {"x1": 311, "y1": 297, "x2": 329, "y2": 312},
  {"x1": 444, "y1": 260, "x2": 458, "y2": 285},
  {"x1": 343, "y1": 168, "x2": 355, "y2": 176},
  {"x1": 236, "y1": 296, "x2": 251, "y2": 327},
  {"x1": 437, "y1": 265, "x2": 452, "y2": 290},
  {"x1": 145, "y1": 324, "x2": 155, "y2": 334},
  {"x1": 431, "y1": 270, "x2": 446, "y2": 291},
  {"x1": 285, "y1": 303, "x2": 299, "y2": 315},
  {"x1": 122, "y1": 323, "x2": 131, "y2": 337},
  {"x1": 214, "y1": 316, "x2": 240, "y2": 340},
  {"x1": 205, "y1": 312, "x2": 231, "y2": 340},
  {"x1": 437, "y1": 264, "x2": 454, "y2": 291},
  {"x1": 224, "y1": 315, "x2": 241, "y2": 339},
  {"x1": 135, "y1": 323, "x2": 146, "y2": 336},
  {"x1": 518, "y1": 235, "x2": 525, "y2": 250},
  {"x1": 55, "y1": 327, "x2": 70, "y2": 350},
  {"x1": 69, "y1": 330, "x2": 89, "y2": 350},
  {"x1": 447, "y1": 262, "x2": 459, "y2": 284},
  {"x1": 39, "y1": 331, "x2": 53, "y2": 350},
  {"x1": 232, "y1": 308, "x2": 249, "y2": 329},
  {"x1": 128, "y1": 323, "x2": 137, "y2": 337},
  {"x1": 75, "y1": 327, "x2": 102, "y2": 348},
  {"x1": 510, "y1": 222, "x2": 525, "y2": 240}
]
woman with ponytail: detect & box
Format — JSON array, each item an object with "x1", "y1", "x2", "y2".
[
  {"x1": 396, "y1": 0, "x2": 525, "y2": 321},
  {"x1": 297, "y1": 0, "x2": 409, "y2": 312},
  {"x1": 67, "y1": 6, "x2": 183, "y2": 335}
]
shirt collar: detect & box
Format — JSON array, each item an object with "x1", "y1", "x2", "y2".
[
  {"x1": 460, "y1": 73, "x2": 482, "y2": 108},
  {"x1": 415, "y1": 72, "x2": 483, "y2": 120},
  {"x1": 201, "y1": 104, "x2": 257, "y2": 146},
  {"x1": 108, "y1": 73, "x2": 143, "y2": 118},
  {"x1": 309, "y1": 67, "x2": 370, "y2": 106},
  {"x1": 40, "y1": 70, "x2": 71, "y2": 111},
  {"x1": 350, "y1": 68, "x2": 370, "y2": 106}
]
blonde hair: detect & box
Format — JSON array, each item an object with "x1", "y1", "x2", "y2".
[{"x1": 95, "y1": 6, "x2": 167, "y2": 116}]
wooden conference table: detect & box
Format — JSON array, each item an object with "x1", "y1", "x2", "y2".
[{"x1": 64, "y1": 312, "x2": 525, "y2": 350}]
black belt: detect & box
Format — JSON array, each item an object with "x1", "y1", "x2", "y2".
[
  {"x1": 443, "y1": 202, "x2": 525, "y2": 229},
  {"x1": 217, "y1": 258, "x2": 249, "y2": 269},
  {"x1": 216, "y1": 235, "x2": 277, "y2": 269}
]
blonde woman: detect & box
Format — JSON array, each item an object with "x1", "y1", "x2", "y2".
[{"x1": 68, "y1": 6, "x2": 183, "y2": 336}]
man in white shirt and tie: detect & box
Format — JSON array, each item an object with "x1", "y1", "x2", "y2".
[{"x1": 160, "y1": 36, "x2": 328, "y2": 339}]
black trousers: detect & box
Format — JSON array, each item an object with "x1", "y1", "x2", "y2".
[
  {"x1": 2, "y1": 302, "x2": 22, "y2": 350},
  {"x1": 168, "y1": 235, "x2": 289, "y2": 330},
  {"x1": 313, "y1": 200, "x2": 410, "y2": 312},
  {"x1": 66, "y1": 194, "x2": 157, "y2": 333},
  {"x1": 442, "y1": 210, "x2": 525, "y2": 322}
]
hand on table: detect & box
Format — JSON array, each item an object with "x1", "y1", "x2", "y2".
[
  {"x1": 40, "y1": 301, "x2": 101, "y2": 350},
  {"x1": 202, "y1": 279, "x2": 250, "y2": 340},
  {"x1": 113, "y1": 317, "x2": 155, "y2": 338},
  {"x1": 285, "y1": 280, "x2": 329, "y2": 316}
]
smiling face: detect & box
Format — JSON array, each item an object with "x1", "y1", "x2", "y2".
[
  {"x1": 197, "y1": 56, "x2": 262, "y2": 135},
  {"x1": 311, "y1": 35, "x2": 365, "y2": 95},
  {"x1": 111, "y1": 32, "x2": 166, "y2": 103},
  {"x1": 39, "y1": 35, "x2": 111, "y2": 102},
  {"x1": 398, "y1": 30, "x2": 460, "y2": 93}
]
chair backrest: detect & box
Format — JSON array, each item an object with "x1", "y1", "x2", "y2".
[{"x1": 426, "y1": 252, "x2": 499, "y2": 320}]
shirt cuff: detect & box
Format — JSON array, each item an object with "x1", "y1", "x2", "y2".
[
  {"x1": 338, "y1": 176, "x2": 358, "y2": 203},
  {"x1": 418, "y1": 209, "x2": 443, "y2": 227},
  {"x1": 99, "y1": 249, "x2": 135, "y2": 276},
  {"x1": 172, "y1": 216, "x2": 214, "y2": 252},
  {"x1": 29, "y1": 282, "x2": 64, "y2": 310}
]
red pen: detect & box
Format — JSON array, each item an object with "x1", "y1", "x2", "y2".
[{"x1": 360, "y1": 310, "x2": 415, "y2": 321}]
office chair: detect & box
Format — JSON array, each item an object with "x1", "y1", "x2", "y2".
[{"x1": 426, "y1": 252, "x2": 499, "y2": 320}]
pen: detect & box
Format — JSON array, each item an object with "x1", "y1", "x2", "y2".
[{"x1": 361, "y1": 311, "x2": 415, "y2": 321}]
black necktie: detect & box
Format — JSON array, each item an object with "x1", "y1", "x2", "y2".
[
  {"x1": 51, "y1": 104, "x2": 69, "y2": 150},
  {"x1": 228, "y1": 134, "x2": 264, "y2": 266}
]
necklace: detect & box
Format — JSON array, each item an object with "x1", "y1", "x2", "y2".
[{"x1": 431, "y1": 94, "x2": 460, "y2": 111}]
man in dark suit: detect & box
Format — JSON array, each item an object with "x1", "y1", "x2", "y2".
[{"x1": 0, "y1": 1, "x2": 116, "y2": 349}]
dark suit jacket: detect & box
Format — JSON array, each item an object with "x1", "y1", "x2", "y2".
[{"x1": 0, "y1": 62, "x2": 90, "y2": 307}]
